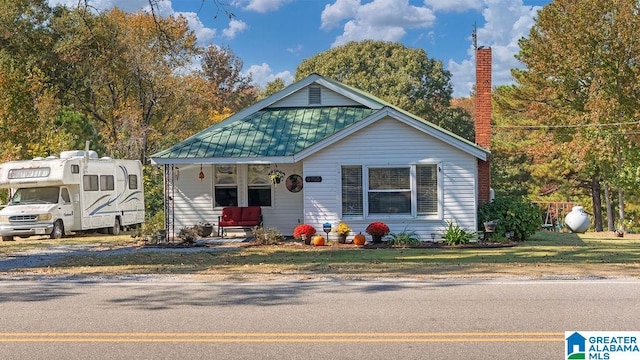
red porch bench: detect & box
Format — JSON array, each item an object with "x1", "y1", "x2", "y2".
[{"x1": 217, "y1": 206, "x2": 263, "y2": 237}]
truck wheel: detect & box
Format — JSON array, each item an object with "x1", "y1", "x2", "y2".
[
  {"x1": 108, "y1": 218, "x2": 121, "y2": 235},
  {"x1": 50, "y1": 220, "x2": 64, "y2": 239},
  {"x1": 2, "y1": 235, "x2": 14, "y2": 241}
]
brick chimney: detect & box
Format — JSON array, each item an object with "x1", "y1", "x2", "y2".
[{"x1": 476, "y1": 47, "x2": 492, "y2": 205}]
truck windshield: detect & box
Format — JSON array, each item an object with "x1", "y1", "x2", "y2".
[{"x1": 9, "y1": 187, "x2": 60, "y2": 205}]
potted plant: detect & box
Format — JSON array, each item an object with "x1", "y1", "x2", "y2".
[
  {"x1": 198, "y1": 222, "x2": 214, "y2": 237},
  {"x1": 335, "y1": 222, "x2": 351, "y2": 244},
  {"x1": 365, "y1": 221, "x2": 390, "y2": 243},
  {"x1": 293, "y1": 223, "x2": 316, "y2": 245},
  {"x1": 268, "y1": 169, "x2": 285, "y2": 184}
]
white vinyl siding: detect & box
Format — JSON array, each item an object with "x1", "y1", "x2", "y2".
[
  {"x1": 270, "y1": 85, "x2": 361, "y2": 107},
  {"x1": 303, "y1": 116, "x2": 477, "y2": 240}
]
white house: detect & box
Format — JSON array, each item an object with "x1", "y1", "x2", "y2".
[{"x1": 150, "y1": 69, "x2": 491, "y2": 241}]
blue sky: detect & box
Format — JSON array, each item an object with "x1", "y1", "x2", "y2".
[{"x1": 50, "y1": 0, "x2": 549, "y2": 97}]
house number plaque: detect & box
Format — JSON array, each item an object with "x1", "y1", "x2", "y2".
[{"x1": 305, "y1": 176, "x2": 322, "y2": 183}]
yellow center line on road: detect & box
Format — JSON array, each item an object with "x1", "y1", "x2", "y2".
[{"x1": 0, "y1": 332, "x2": 564, "y2": 343}]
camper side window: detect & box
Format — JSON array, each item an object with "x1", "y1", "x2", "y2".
[
  {"x1": 83, "y1": 175, "x2": 99, "y2": 191},
  {"x1": 100, "y1": 175, "x2": 114, "y2": 191},
  {"x1": 71, "y1": 165, "x2": 79, "y2": 174},
  {"x1": 128, "y1": 175, "x2": 138, "y2": 189}
]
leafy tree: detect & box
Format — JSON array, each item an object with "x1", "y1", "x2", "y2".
[
  {"x1": 0, "y1": 0, "x2": 74, "y2": 161},
  {"x1": 295, "y1": 40, "x2": 472, "y2": 139},
  {"x1": 261, "y1": 78, "x2": 286, "y2": 99},
  {"x1": 505, "y1": 0, "x2": 640, "y2": 229},
  {"x1": 201, "y1": 45, "x2": 258, "y2": 113},
  {"x1": 52, "y1": 7, "x2": 199, "y2": 163}
]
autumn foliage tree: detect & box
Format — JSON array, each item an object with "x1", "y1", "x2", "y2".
[
  {"x1": 499, "y1": 0, "x2": 640, "y2": 230},
  {"x1": 295, "y1": 40, "x2": 474, "y2": 140}
]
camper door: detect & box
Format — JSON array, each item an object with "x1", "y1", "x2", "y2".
[{"x1": 59, "y1": 187, "x2": 75, "y2": 231}]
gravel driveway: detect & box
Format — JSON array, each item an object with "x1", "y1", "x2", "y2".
[{"x1": 0, "y1": 242, "x2": 242, "y2": 273}]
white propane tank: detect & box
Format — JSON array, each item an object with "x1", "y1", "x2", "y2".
[{"x1": 564, "y1": 206, "x2": 590, "y2": 233}]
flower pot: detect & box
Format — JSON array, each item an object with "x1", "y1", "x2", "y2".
[
  {"x1": 199, "y1": 223, "x2": 213, "y2": 237},
  {"x1": 371, "y1": 235, "x2": 383, "y2": 243},
  {"x1": 484, "y1": 220, "x2": 497, "y2": 232},
  {"x1": 338, "y1": 234, "x2": 347, "y2": 244}
]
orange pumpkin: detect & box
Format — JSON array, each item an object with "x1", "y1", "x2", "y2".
[
  {"x1": 353, "y1": 232, "x2": 366, "y2": 245},
  {"x1": 312, "y1": 235, "x2": 325, "y2": 246}
]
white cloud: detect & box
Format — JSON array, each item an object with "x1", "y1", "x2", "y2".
[
  {"x1": 321, "y1": 0, "x2": 359, "y2": 30},
  {"x1": 448, "y1": 0, "x2": 542, "y2": 97},
  {"x1": 49, "y1": 0, "x2": 154, "y2": 13},
  {"x1": 245, "y1": 63, "x2": 294, "y2": 89},
  {"x1": 424, "y1": 0, "x2": 483, "y2": 13},
  {"x1": 286, "y1": 44, "x2": 303, "y2": 55},
  {"x1": 324, "y1": 0, "x2": 436, "y2": 47},
  {"x1": 222, "y1": 19, "x2": 248, "y2": 39},
  {"x1": 236, "y1": 0, "x2": 293, "y2": 13},
  {"x1": 49, "y1": 0, "x2": 220, "y2": 47},
  {"x1": 178, "y1": 12, "x2": 217, "y2": 45}
]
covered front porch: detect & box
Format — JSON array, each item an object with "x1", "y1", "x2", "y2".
[{"x1": 161, "y1": 162, "x2": 305, "y2": 240}]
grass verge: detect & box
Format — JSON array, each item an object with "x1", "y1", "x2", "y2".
[{"x1": 2, "y1": 231, "x2": 640, "y2": 280}]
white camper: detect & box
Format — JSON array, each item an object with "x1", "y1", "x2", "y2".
[{"x1": 0, "y1": 149, "x2": 145, "y2": 241}]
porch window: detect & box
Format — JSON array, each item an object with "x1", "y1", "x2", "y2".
[
  {"x1": 247, "y1": 165, "x2": 272, "y2": 206},
  {"x1": 214, "y1": 165, "x2": 237, "y2": 207},
  {"x1": 340, "y1": 164, "x2": 439, "y2": 217}
]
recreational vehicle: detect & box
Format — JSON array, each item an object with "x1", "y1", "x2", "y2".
[{"x1": 0, "y1": 149, "x2": 145, "y2": 241}]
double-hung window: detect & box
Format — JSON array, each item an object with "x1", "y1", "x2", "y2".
[
  {"x1": 368, "y1": 167, "x2": 411, "y2": 214},
  {"x1": 341, "y1": 166, "x2": 363, "y2": 216},
  {"x1": 214, "y1": 165, "x2": 237, "y2": 207},
  {"x1": 247, "y1": 165, "x2": 272, "y2": 206},
  {"x1": 341, "y1": 164, "x2": 439, "y2": 217}
]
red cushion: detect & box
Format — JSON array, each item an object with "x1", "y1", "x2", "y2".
[
  {"x1": 222, "y1": 207, "x2": 242, "y2": 222},
  {"x1": 241, "y1": 206, "x2": 261, "y2": 222}
]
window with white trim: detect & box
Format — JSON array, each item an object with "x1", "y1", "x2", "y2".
[
  {"x1": 416, "y1": 164, "x2": 438, "y2": 214},
  {"x1": 214, "y1": 165, "x2": 237, "y2": 207},
  {"x1": 247, "y1": 165, "x2": 272, "y2": 206},
  {"x1": 368, "y1": 167, "x2": 411, "y2": 214},
  {"x1": 341, "y1": 166, "x2": 363, "y2": 215},
  {"x1": 341, "y1": 164, "x2": 439, "y2": 217}
]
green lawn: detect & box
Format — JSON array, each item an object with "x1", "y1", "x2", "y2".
[{"x1": 2, "y1": 231, "x2": 640, "y2": 279}]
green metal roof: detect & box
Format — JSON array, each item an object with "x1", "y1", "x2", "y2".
[{"x1": 152, "y1": 106, "x2": 378, "y2": 159}]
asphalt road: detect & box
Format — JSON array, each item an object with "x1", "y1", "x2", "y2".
[{"x1": 0, "y1": 278, "x2": 639, "y2": 359}]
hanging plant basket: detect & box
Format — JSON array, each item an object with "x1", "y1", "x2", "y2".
[{"x1": 268, "y1": 169, "x2": 285, "y2": 185}]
